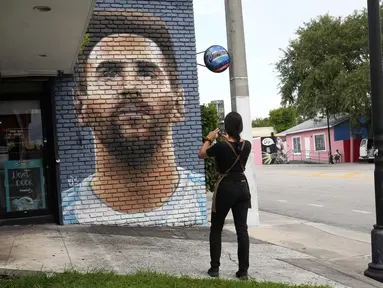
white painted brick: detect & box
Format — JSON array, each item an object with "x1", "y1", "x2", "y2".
[{"x1": 108, "y1": 215, "x2": 121, "y2": 221}]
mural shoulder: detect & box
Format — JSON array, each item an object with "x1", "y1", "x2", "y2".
[{"x1": 177, "y1": 166, "x2": 205, "y2": 186}]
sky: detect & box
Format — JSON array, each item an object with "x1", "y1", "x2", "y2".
[{"x1": 193, "y1": 0, "x2": 367, "y2": 119}]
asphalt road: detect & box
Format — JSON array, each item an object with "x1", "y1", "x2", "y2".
[{"x1": 255, "y1": 163, "x2": 376, "y2": 233}]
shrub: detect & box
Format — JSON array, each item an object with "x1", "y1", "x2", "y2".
[{"x1": 200, "y1": 104, "x2": 220, "y2": 192}]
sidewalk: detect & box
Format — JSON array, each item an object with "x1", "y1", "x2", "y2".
[
  {"x1": 0, "y1": 224, "x2": 347, "y2": 287},
  {"x1": 0, "y1": 194, "x2": 381, "y2": 288},
  {"x1": 206, "y1": 192, "x2": 382, "y2": 288}
]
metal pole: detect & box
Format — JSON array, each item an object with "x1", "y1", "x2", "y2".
[
  {"x1": 365, "y1": 0, "x2": 383, "y2": 283},
  {"x1": 326, "y1": 112, "x2": 334, "y2": 164},
  {"x1": 224, "y1": 0, "x2": 259, "y2": 226}
]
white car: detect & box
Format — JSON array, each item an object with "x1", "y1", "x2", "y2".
[{"x1": 359, "y1": 138, "x2": 378, "y2": 163}]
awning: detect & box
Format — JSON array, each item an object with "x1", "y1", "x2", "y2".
[{"x1": 0, "y1": 0, "x2": 96, "y2": 77}]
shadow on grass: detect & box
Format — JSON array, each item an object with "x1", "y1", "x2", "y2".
[{"x1": 0, "y1": 269, "x2": 331, "y2": 288}]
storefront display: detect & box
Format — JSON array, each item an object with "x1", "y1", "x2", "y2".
[
  {"x1": 0, "y1": 101, "x2": 47, "y2": 216},
  {"x1": 4, "y1": 159, "x2": 45, "y2": 212}
]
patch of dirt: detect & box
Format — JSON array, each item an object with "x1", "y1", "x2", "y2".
[{"x1": 0, "y1": 274, "x2": 15, "y2": 280}]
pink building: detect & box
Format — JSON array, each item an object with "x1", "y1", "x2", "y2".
[
  {"x1": 252, "y1": 133, "x2": 288, "y2": 165},
  {"x1": 253, "y1": 115, "x2": 368, "y2": 165},
  {"x1": 282, "y1": 115, "x2": 363, "y2": 163},
  {"x1": 253, "y1": 138, "x2": 262, "y2": 165},
  {"x1": 285, "y1": 128, "x2": 344, "y2": 163}
]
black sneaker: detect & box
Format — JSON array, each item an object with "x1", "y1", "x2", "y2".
[
  {"x1": 208, "y1": 268, "x2": 219, "y2": 278},
  {"x1": 235, "y1": 271, "x2": 249, "y2": 280}
]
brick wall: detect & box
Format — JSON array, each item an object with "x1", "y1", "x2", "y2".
[{"x1": 54, "y1": 0, "x2": 207, "y2": 226}]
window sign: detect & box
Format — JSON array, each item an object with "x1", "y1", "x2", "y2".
[{"x1": 4, "y1": 159, "x2": 46, "y2": 212}]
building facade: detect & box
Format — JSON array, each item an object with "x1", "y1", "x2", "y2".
[
  {"x1": 282, "y1": 116, "x2": 367, "y2": 164},
  {"x1": 0, "y1": 0, "x2": 208, "y2": 226},
  {"x1": 252, "y1": 116, "x2": 369, "y2": 165},
  {"x1": 252, "y1": 132, "x2": 288, "y2": 166},
  {"x1": 210, "y1": 100, "x2": 225, "y2": 122}
]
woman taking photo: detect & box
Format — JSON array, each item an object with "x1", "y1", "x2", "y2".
[{"x1": 198, "y1": 112, "x2": 252, "y2": 280}]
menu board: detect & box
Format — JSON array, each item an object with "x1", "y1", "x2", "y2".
[{"x1": 4, "y1": 159, "x2": 46, "y2": 212}]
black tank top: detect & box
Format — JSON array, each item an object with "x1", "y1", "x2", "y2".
[{"x1": 206, "y1": 140, "x2": 252, "y2": 181}]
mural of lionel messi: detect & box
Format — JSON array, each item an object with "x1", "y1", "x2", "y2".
[{"x1": 62, "y1": 10, "x2": 207, "y2": 226}]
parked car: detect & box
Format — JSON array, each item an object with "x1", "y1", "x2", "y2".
[{"x1": 359, "y1": 138, "x2": 378, "y2": 163}]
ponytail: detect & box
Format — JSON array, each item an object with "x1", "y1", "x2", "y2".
[
  {"x1": 234, "y1": 133, "x2": 242, "y2": 154},
  {"x1": 224, "y1": 112, "x2": 244, "y2": 154}
]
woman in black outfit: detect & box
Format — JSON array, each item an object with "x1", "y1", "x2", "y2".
[{"x1": 198, "y1": 112, "x2": 252, "y2": 280}]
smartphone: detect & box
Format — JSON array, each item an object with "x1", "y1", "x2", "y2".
[
  {"x1": 218, "y1": 128, "x2": 226, "y2": 137},
  {"x1": 218, "y1": 122, "x2": 225, "y2": 137}
]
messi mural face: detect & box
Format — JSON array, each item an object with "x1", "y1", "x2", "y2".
[
  {"x1": 77, "y1": 33, "x2": 185, "y2": 144},
  {"x1": 72, "y1": 11, "x2": 187, "y2": 214}
]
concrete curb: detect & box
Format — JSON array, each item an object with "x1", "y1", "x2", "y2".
[
  {"x1": 0, "y1": 268, "x2": 48, "y2": 278},
  {"x1": 281, "y1": 258, "x2": 383, "y2": 288},
  {"x1": 242, "y1": 210, "x2": 380, "y2": 288},
  {"x1": 259, "y1": 164, "x2": 333, "y2": 168}
]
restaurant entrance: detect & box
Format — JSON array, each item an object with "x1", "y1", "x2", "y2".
[{"x1": 0, "y1": 78, "x2": 60, "y2": 225}]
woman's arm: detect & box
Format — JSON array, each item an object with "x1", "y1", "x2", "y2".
[
  {"x1": 198, "y1": 140, "x2": 212, "y2": 159},
  {"x1": 198, "y1": 128, "x2": 219, "y2": 159}
]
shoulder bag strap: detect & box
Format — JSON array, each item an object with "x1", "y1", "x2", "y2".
[
  {"x1": 238, "y1": 141, "x2": 246, "y2": 171},
  {"x1": 224, "y1": 141, "x2": 246, "y2": 173}
]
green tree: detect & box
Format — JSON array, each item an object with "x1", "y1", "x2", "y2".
[
  {"x1": 268, "y1": 107, "x2": 297, "y2": 133},
  {"x1": 252, "y1": 117, "x2": 270, "y2": 127},
  {"x1": 200, "y1": 104, "x2": 219, "y2": 192},
  {"x1": 275, "y1": 8, "x2": 377, "y2": 131},
  {"x1": 200, "y1": 104, "x2": 219, "y2": 139},
  {"x1": 296, "y1": 115, "x2": 306, "y2": 125}
]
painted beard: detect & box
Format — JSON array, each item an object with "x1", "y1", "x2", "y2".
[
  {"x1": 86, "y1": 94, "x2": 159, "y2": 170},
  {"x1": 81, "y1": 93, "x2": 173, "y2": 170},
  {"x1": 101, "y1": 119, "x2": 159, "y2": 169}
]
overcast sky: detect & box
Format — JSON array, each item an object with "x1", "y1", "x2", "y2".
[{"x1": 193, "y1": 0, "x2": 367, "y2": 119}]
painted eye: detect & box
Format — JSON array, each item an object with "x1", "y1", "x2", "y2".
[
  {"x1": 102, "y1": 70, "x2": 121, "y2": 78},
  {"x1": 137, "y1": 70, "x2": 156, "y2": 79}
]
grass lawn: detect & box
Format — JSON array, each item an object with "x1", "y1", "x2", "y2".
[{"x1": 0, "y1": 271, "x2": 330, "y2": 288}]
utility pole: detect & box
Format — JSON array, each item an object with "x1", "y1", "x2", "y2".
[
  {"x1": 326, "y1": 111, "x2": 334, "y2": 164},
  {"x1": 224, "y1": 0, "x2": 259, "y2": 226},
  {"x1": 365, "y1": 0, "x2": 383, "y2": 283}
]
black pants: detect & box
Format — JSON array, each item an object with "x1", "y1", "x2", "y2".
[{"x1": 210, "y1": 178, "x2": 250, "y2": 272}]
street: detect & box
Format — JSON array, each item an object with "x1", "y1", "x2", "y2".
[{"x1": 256, "y1": 163, "x2": 375, "y2": 233}]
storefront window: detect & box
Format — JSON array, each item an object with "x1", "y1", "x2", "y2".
[{"x1": 0, "y1": 101, "x2": 46, "y2": 215}]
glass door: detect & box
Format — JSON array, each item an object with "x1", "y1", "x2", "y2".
[{"x1": 0, "y1": 100, "x2": 48, "y2": 218}]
